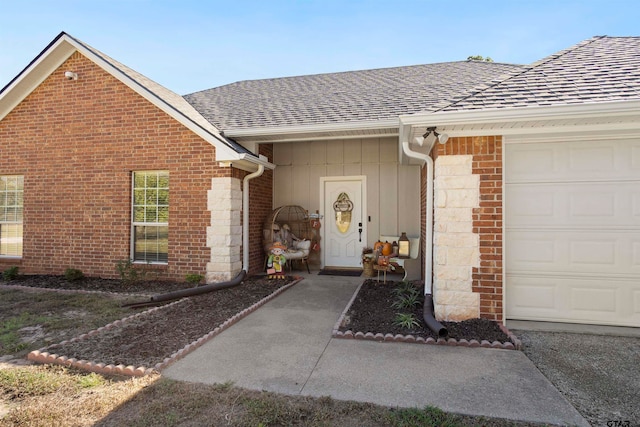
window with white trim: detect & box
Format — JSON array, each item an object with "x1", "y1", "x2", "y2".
[
  {"x1": 0, "y1": 176, "x2": 23, "y2": 257},
  {"x1": 132, "y1": 171, "x2": 168, "y2": 263}
]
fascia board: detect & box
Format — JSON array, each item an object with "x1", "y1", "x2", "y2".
[
  {"x1": 399, "y1": 100, "x2": 640, "y2": 129},
  {"x1": 225, "y1": 118, "x2": 399, "y2": 138},
  {"x1": 217, "y1": 152, "x2": 275, "y2": 170}
]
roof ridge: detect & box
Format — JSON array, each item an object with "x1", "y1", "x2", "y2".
[
  {"x1": 432, "y1": 36, "x2": 608, "y2": 112},
  {"x1": 187, "y1": 60, "x2": 522, "y2": 96}
]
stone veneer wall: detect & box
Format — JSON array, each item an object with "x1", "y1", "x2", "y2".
[
  {"x1": 432, "y1": 136, "x2": 504, "y2": 322},
  {"x1": 207, "y1": 177, "x2": 243, "y2": 282},
  {"x1": 433, "y1": 155, "x2": 480, "y2": 321}
]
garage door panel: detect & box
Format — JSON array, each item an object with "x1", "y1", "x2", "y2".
[
  {"x1": 506, "y1": 182, "x2": 640, "y2": 227},
  {"x1": 507, "y1": 275, "x2": 640, "y2": 326},
  {"x1": 506, "y1": 139, "x2": 640, "y2": 182},
  {"x1": 508, "y1": 230, "x2": 640, "y2": 275}
]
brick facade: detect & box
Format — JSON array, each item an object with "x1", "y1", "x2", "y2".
[
  {"x1": 0, "y1": 52, "x2": 248, "y2": 281},
  {"x1": 247, "y1": 144, "x2": 273, "y2": 275},
  {"x1": 430, "y1": 136, "x2": 504, "y2": 322}
]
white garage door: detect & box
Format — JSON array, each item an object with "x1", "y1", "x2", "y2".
[{"x1": 505, "y1": 138, "x2": 640, "y2": 327}]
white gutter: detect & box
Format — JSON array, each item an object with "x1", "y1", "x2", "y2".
[
  {"x1": 225, "y1": 118, "x2": 399, "y2": 139},
  {"x1": 400, "y1": 137, "x2": 436, "y2": 295},
  {"x1": 242, "y1": 165, "x2": 265, "y2": 272},
  {"x1": 399, "y1": 99, "x2": 640, "y2": 128}
]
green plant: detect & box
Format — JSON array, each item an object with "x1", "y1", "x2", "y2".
[
  {"x1": 2, "y1": 266, "x2": 19, "y2": 281},
  {"x1": 115, "y1": 259, "x2": 147, "y2": 285},
  {"x1": 185, "y1": 273, "x2": 204, "y2": 286},
  {"x1": 386, "y1": 406, "x2": 460, "y2": 427},
  {"x1": 392, "y1": 281, "x2": 420, "y2": 297},
  {"x1": 393, "y1": 313, "x2": 420, "y2": 330},
  {"x1": 392, "y1": 293, "x2": 421, "y2": 310},
  {"x1": 64, "y1": 268, "x2": 85, "y2": 282}
]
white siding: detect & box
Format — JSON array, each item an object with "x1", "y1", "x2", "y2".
[{"x1": 273, "y1": 137, "x2": 421, "y2": 249}]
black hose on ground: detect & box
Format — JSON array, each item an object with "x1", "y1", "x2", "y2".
[
  {"x1": 423, "y1": 294, "x2": 448, "y2": 337},
  {"x1": 151, "y1": 270, "x2": 246, "y2": 303},
  {"x1": 123, "y1": 270, "x2": 246, "y2": 308}
]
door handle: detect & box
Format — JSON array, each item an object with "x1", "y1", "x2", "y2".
[{"x1": 358, "y1": 222, "x2": 362, "y2": 242}]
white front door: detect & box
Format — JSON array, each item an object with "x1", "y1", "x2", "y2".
[{"x1": 321, "y1": 177, "x2": 366, "y2": 268}]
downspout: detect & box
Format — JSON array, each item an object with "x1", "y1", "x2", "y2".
[
  {"x1": 401, "y1": 140, "x2": 435, "y2": 294},
  {"x1": 401, "y1": 139, "x2": 447, "y2": 337},
  {"x1": 243, "y1": 165, "x2": 265, "y2": 272}
]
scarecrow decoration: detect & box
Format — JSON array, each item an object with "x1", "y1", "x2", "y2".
[{"x1": 267, "y1": 242, "x2": 287, "y2": 279}]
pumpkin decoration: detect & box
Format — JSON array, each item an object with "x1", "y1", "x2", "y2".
[
  {"x1": 381, "y1": 241, "x2": 393, "y2": 256},
  {"x1": 373, "y1": 241, "x2": 384, "y2": 253}
]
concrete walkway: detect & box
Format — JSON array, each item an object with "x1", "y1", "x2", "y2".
[{"x1": 163, "y1": 273, "x2": 589, "y2": 426}]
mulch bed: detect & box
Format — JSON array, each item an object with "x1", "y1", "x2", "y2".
[
  {"x1": 2, "y1": 274, "x2": 190, "y2": 294},
  {"x1": 11, "y1": 275, "x2": 298, "y2": 373},
  {"x1": 336, "y1": 279, "x2": 518, "y2": 347},
  {"x1": 7, "y1": 274, "x2": 520, "y2": 377}
]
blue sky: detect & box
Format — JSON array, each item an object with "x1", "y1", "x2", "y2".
[{"x1": 0, "y1": 0, "x2": 638, "y2": 95}]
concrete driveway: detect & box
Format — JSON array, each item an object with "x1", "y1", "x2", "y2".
[
  {"x1": 511, "y1": 322, "x2": 640, "y2": 426},
  {"x1": 163, "y1": 273, "x2": 589, "y2": 426}
]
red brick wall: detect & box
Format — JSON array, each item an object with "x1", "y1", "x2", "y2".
[
  {"x1": 432, "y1": 136, "x2": 504, "y2": 321},
  {"x1": 247, "y1": 144, "x2": 273, "y2": 274},
  {"x1": 0, "y1": 52, "x2": 234, "y2": 281}
]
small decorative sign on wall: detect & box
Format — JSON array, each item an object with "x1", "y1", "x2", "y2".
[{"x1": 333, "y1": 192, "x2": 353, "y2": 234}]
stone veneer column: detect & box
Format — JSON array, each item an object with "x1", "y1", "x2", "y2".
[
  {"x1": 433, "y1": 155, "x2": 480, "y2": 321},
  {"x1": 206, "y1": 177, "x2": 242, "y2": 283}
]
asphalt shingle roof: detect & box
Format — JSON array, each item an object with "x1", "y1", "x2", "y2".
[
  {"x1": 184, "y1": 61, "x2": 524, "y2": 130},
  {"x1": 439, "y1": 36, "x2": 640, "y2": 112}
]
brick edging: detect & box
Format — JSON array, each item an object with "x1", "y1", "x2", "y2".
[
  {"x1": 27, "y1": 277, "x2": 304, "y2": 376},
  {"x1": 332, "y1": 284, "x2": 521, "y2": 350}
]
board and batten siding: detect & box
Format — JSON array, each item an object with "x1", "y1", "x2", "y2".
[{"x1": 273, "y1": 137, "x2": 421, "y2": 248}]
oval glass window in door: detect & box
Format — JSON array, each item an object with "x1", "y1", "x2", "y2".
[{"x1": 333, "y1": 192, "x2": 354, "y2": 234}]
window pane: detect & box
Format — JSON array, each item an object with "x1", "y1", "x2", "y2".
[
  {"x1": 158, "y1": 206, "x2": 169, "y2": 222},
  {"x1": 146, "y1": 189, "x2": 158, "y2": 205},
  {"x1": 158, "y1": 189, "x2": 169, "y2": 206},
  {"x1": 133, "y1": 207, "x2": 145, "y2": 222},
  {"x1": 5, "y1": 207, "x2": 16, "y2": 222},
  {"x1": 1, "y1": 176, "x2": 23, "y2": 257},
  {"x1": 0, "y1": 223, "x2": 22, "y2": 257},
  {"x1": 132, "y1": 172, "x2": 168, "y2": 262},
  {"x1": 134, "y1": 173, "x2": 146, "y2": 188},
  {"x1": 134, "y1": 225, "x2": 168, "y2": 263},
  {"x1": 145, "y1": 206, "x2": 158, "y2": 223},
  {"x1": 158, "y1": 173, "x2": 169, "y2": 188},
  {"x1": 133, "y1": 189, "x2": 146, "y2": 206},
  {"x1": 146, "y1": 173, "x2": 158, "y2": 188}
]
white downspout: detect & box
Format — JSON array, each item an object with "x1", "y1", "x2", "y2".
[
  {"x1": 401, "y1": 140, "x2": 435, "y2": 295},
  {"x1": 242, "y1": 165, "x2": 265, "y2": 272}
]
